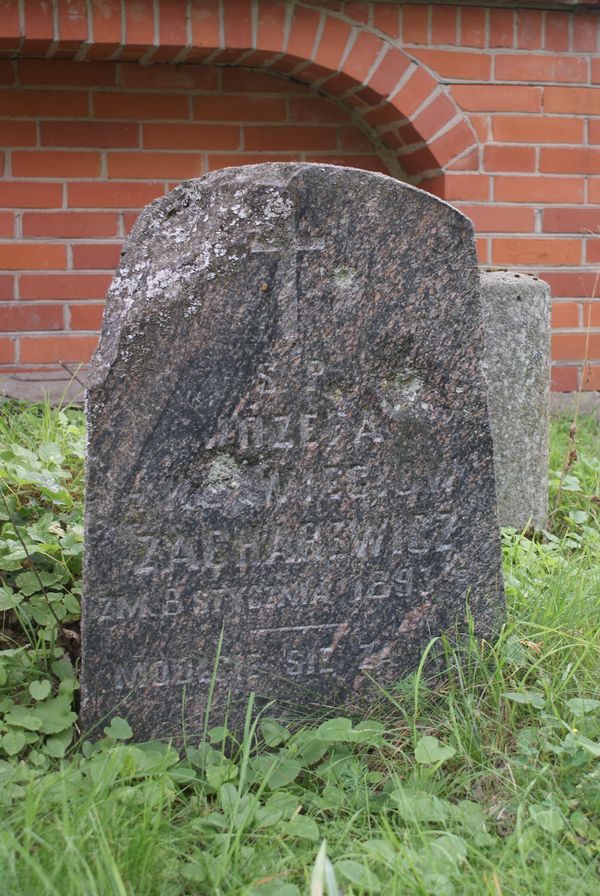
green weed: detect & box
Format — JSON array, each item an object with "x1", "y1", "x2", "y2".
[{"x1": 0, "y1": 400, "x2": 599, "y2": 895}]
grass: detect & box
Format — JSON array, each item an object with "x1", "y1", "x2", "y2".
[{"x1": 0, "y1": 400, "x2": 599, "y2": 895}]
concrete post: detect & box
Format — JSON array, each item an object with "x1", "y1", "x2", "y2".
[{"x1": 479, "y1": 269, "x2": 551, "y2": 530}]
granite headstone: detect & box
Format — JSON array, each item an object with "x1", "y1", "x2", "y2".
[{"x1": 81, "y1": 163, "x2": 504, "y2": 741}]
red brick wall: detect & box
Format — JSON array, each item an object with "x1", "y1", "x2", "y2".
[
  {"x1": 0, "y1": 60, "x2": 391, "y2": 370},
  {"x1": 409, "y1": 4, "x2": 600, "y2": 392},
  {"x1": 0, "y1": 1, "x2": 599, "y2": 392}
]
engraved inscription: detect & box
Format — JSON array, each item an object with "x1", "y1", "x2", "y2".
[
  {"x1": 251, "y1": 222, "x2": 324, "y2": 339},
  {"x1": 82, "y1": 164, "x2": 503, "y2": 742}
]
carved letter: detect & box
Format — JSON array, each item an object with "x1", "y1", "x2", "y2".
[
  {"x1": 354, "y1": 415, "x2": 383, "y2": 446},
  {"x1": 239, "y1": 416, "x2": 263, "y2": 450},
  {"x1": 300, "y1": 413, "x2": 317, "y2": 448},
  {"x1": 273, "y1": 415, "x2": 293, "y2": 449}
]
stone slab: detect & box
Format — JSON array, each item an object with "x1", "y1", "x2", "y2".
[
  {"x1": 0, "y1": 372, "x2": 85, "y2": 405},
  {"x1": 81, "y1": 164, "x2": 504, "y2": 741}
]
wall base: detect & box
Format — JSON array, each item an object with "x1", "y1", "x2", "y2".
[{"x1": 550, "y1": 391, "x2": 600, "y2": 419}]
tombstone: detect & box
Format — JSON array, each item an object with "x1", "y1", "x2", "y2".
[
  {"x1": 479, "y1": 270, "x2": 551, "y2": 530},
  {"x1": 81, "y1": 164, "x2": 504, "y2": 741}
]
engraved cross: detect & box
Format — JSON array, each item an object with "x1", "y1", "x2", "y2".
[{"x1": 251, "y1": 218, "x2": 324, "y2": 340}]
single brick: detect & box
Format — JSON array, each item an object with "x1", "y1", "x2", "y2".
[
  {"x1": 431, "y1": 5, "x2": 458, "y2": 46},
  {"x1": 223, "y1": 0, "x2": 252, "y2": 50},
  {"x1": 590, "y1": 179, "x2": 600, "y2": 204},
  {"x1": 20, "y1": 273, "x2": 112, "y2": 300},
  {"x1": 244, "y1": 125, "x2": 338, "y2": 151},
  {"x1": 339, "y1": 126, "x2": 377, "y2": 151},
  {"x1": 434, "y1": 173, "x2": 490, "y2": 200},
  {"x1": 23, "y1": 1, "x2": 55, "y2": 53},
  {"x1": 428, "y1": 119, "x2": 478, "y2": 168},
  {"x1": 22, "y1": 212, "x2": 120, "y2": 238},
  {"x1": 221, "y1": 68, "x2": 308, "y2": 93},
  {"x1": 389, "y1": 67, "x2": 438, "y2": 119},
  {"x1": 403, "y1": 4, "x2": 429, "y2": 44},
  {"x1": 143, "y1": 123, "x2": 240, "y2": 150},
  {"x1": 0, "y1": 212, "x2": 14, "y2": 238},
  {"x1": 41, "y1": 121, "x2": 139, "y2": 148},
  {"x1": 69, "y1": 303, "x2": 106, "y2": 329},
  {"x1": 551, "y1": 302, "x2": 580, "y2": 328},
  {"x1": 123, "y1": 0, "x2": 155, "y2": 51},
  {"x1": 484, "y1": 145, "x2": 536, "y2": 172},
  {"x1": 489, "y1": 8, "x2": 514, "y2": 48},
  {"x1": 453, "y1": 204, "x2": 535, "y2": 232},
  {"x1": 540, "y1": 271, "x2": 599, "y2": 298},
  {"x1": 344, "y1": 2, "x2": 370, "y2": 25},
  {"x1": 460, "y1": 7, "x2": 487, "y2": 48},
  {"x1": 19, "y1": 58, "x2": 118, "y2": 86},
  {"x1": 492, "y1": 116, "x2": 583, "y2": 144},
  {"x1": 0, "y1": 337, "x2": 15, "y2": 364},
  {"x1": 586, "y1": 238, "x2": 600, "y2": 264},
  {"x1": 286, "y1": 5, "x2": 321, "y2": 62},
  {"x1": 303, "y1": 154, "x2": 390, "y2": 174},
  {"x1": 373, "y1": 5, "x2": 400, "y2": 39},
  {"x1": 92, "y1": 92, "x2": 190, "y2": 120},
  {"x1": 207, "y1": 152, "x2": 297, "y2": 170},
  {"x1": 256, "y1": 0, "x2": 287, "y2": 53},
  {"x1": 12, "y1": 151, "x2": 102, "y2": 178},
  {"x1": 71, "y1": 243, "x2": 122, "y2": 269},
  {"x1": 540, "y1": 147, "x2": 600, "y2": 175},
  {"x1": 552, "y1": 333, "x2": 600, "y2": 361},
  {"x1": 365, "y1": 48, "x2": 412, "y2": 98},
  {"x1": 158, "y1": 0, "x2": 187, "y2": 50},
  {"x1": 107, "y1": 151, "x2": 204, "y2": 180},
  {"x1": 92, "y1": 0, "x2": 122, "y2": 51},
  {"x1": 582, "y1": 366, "x2": 600, "y2": 391},
  {"x1": 20, "y1": 334, "x2": 99, "y2": 363},
  {"x1": 0, "y1": 275, "x2": 14, "y2": 299},
  {"x1": 0, "y1": 89, "x2": 89, "y2": 118},
  {"x1": 0, "y1": 302, "x2": 64, "y2": 331},
  {"x1": 193, "y1": 95, "x2": 287, "y2": 121},
  {"x1": 289, "y1": 96, "x2": 350, "y2": 123},
  {"x1": 542, "y1": 208, "x2": 600, "y2": 233},
  {"x1": 583, "y1": 304, "x2": 600, "y2": 327},
  {"x1": 189, "y1": 0, "x2": 221, "y2": 54},
  {"x1": 551, "y1": 367, "x2": 578, "y2": 391},
  {"x1": 517, "y1": 8, "x2": 542, "y2": 49},
  {"x1": 68, "y1": 181, "x2": 165, "y2": 208},
  {"x1": 451, "y1": 84, "x2": 541, "y2": 112},
  {"x1": 545, "y1": 86, "x2": 600, "y2": 114},
  {"x1": 0, "y1": 61, "x2": 14, "y2": 83},
  {"x1": 118, "y1": 62, "x2": 218, "y2": 90},
  {"x1": 338, "y1": 31, "x2": 385, "y2": 85},
  {"x1": 57, "y1": 0, "x2": 88, "y2": 44},
  {"x1": 587, "y1": 120, "x2": 600, "y2": 144},
  {"x1": 492, "y1": 237, "x2": 581, "y2": 266},
  {"x1": 0, "y1": 0, "x2": 23, "y2": 49},
  {"x1": 411, "y1": 92, "x2": 457, "y2": 142},
  {"x1": 0, "y1": 182, "x2": 63, "y2": 208},
  {"x1": 410, "y1": 48, "x2": 491, "y2": 80},
  {"x1": 544, "y1": 11, "x2": 569, "y2": 52},
  {"x1": 1, "y1": 121, "x2": 37, "y2": 146},
  {"x1": 572, "y1": 14, "x2": 597, "y2": 53},
  {"x1": 495, "y1": 54, "x2": 587, "y2": 83},
  {"x1": 495, "y1": 176, "x2": 584, "y2": 203},
  {"x1": 0, "y1": 243, "x2": 67, "y2": 270}
]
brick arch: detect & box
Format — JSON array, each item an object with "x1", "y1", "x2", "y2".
[{"x1": 2, "y1": 0, "x2": 479, "y2": 189}]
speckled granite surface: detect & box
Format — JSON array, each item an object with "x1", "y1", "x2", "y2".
[
  {"x1": 480, "y1": 270, "x2": 551, "y2": 530},
  {"x1": 81, "y1": 164, "x2": 504, "y2": 741}
]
